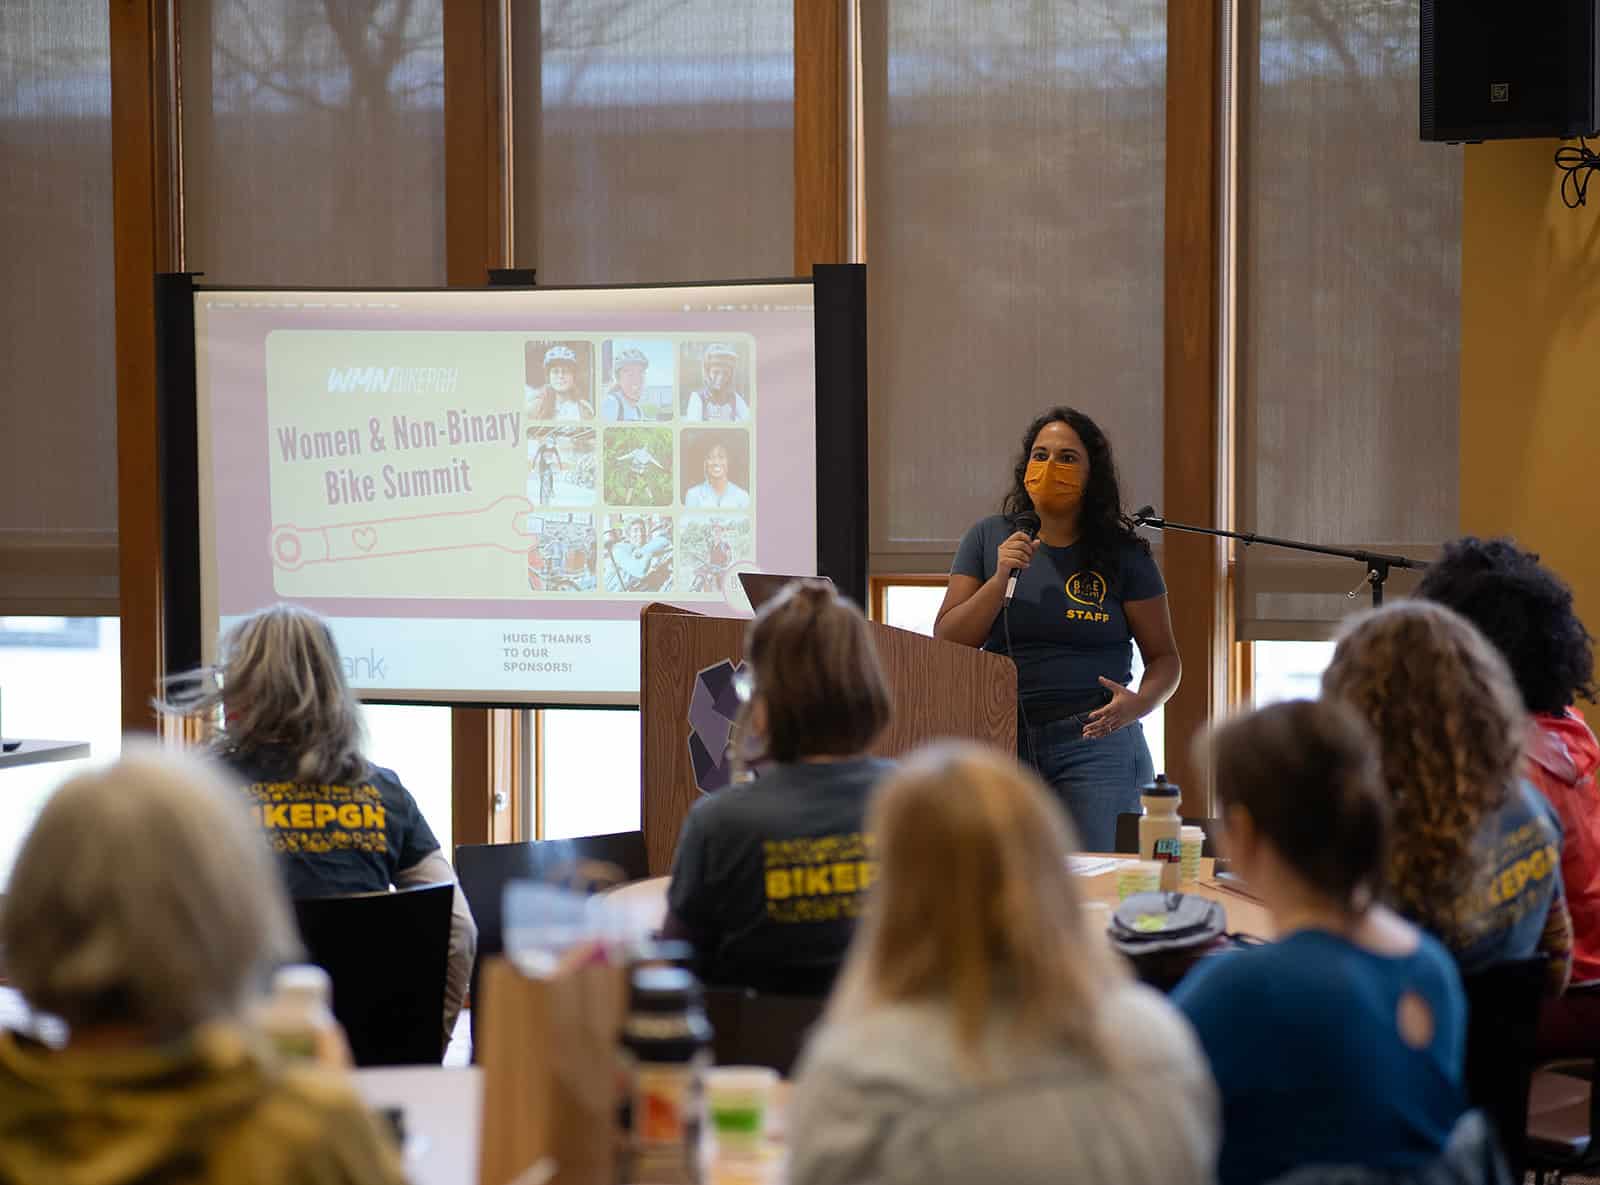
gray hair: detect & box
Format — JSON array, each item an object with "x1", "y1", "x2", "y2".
[
  {"x1": 160, "y1": 603, "x2": 366, "y2": 784},
  {"x1": 1, "y1": 744, "x2": 300, "y2": 1035}
]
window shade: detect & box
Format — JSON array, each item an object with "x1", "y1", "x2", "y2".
[
  {"x1": 863, "y1": 2, "x2": 1167, "y2": 575},
  {"x1": 516, "y1": 0, "x2": 794, "y2": 286},
  {"x1": 180, "y1": 0, "x2": 447, "y2": 287},
  {"x1": 0, "y1": 0, "x2": 117, "y2": 614},
  {"x1": 1235, "y1": 0, "x2": 1460, "y2": 639}
]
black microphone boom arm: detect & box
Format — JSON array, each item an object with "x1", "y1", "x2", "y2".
[{"x1": 1129, "y1": 507, "x2": 1428, "y2": 608}]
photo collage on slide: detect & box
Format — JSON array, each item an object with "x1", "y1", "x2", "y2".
[{"x1": 522, "y1": 336, "x2": 756, "y2": 600}]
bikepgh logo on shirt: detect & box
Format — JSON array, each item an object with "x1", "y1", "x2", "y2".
[{"x1": 1064, "y1": 570, "x2": 1111, "y2": 623}]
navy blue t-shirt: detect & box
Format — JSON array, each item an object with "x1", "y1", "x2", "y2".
[
  {"x1": 1452, "y1": 779, "x2": 1565, "y2": 974},
  {"x1": 1173, "y1": 928, "x2": 1467, "y2": 1185},
  {"x1": 667, "y1": 757, "x2": 894, "y2": 995},
  {"x1": 951, "y1": 514, "x2": 1166, "y2": 708},
  {"x1": 223, "y1": 747, "x2": 441, "y2": 900}
]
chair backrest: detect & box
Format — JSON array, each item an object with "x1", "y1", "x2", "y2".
[
  {"x1": 454, "y1": 831, "x2": 650, "y2": 963},
  {"x1": 1113, "y1": 813, "x2": 1219, "y2": 857},
  {"x1": 454, "y1": 831, "x2": 650, "y2": 1062},
  {"x1": 703, "y1": 987, "x2": 825, "y2": 1077},
  {"x1": 1462, "y1": 956, "x2": 1547, "y2": 1181},
  {"x1": 1264, "y1": 1109, "x2": 1511, "y2": 1185},
  {"x1": 292, "y1": 881, "x2": 453, "y2": 1067}
]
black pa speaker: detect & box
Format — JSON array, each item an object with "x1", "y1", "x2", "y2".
[{"x1": 1421, "y1": 1, "x2": 1600, "y2": 142}]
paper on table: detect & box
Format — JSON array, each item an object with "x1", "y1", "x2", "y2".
[{"x1": 1067, "y1": 856, "x2": 1128, "y2": 877}]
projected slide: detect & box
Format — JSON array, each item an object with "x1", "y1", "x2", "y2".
[{"x1": 194, "y1": 284, "x2": 817, "y2": 704}]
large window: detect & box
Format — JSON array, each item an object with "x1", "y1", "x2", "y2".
[
  {"x1": 864, "y1": 2, "x2": 1167, "y2": 576},
  {"x1": 1232, "y1": 0, "x2": 1459, "y2": 638},
  {"x1": 0, "y1": 0, "x2": 117, "y2": 614},
  {"x1": 541, "y1": 709, "x2": 641, "y2": 840},
  {"x1": 360, "y1": 704, "x2": 453, "y2": 855},
  {"x1": 512, "y1": 0, "x2": 795, "y2": 839},
  {"x1": 0, "y1": 618, "x2": 122, "y2": 885},
  {"x1": 1250, "y1": 640, "x2": 1336, "y2": 709}
]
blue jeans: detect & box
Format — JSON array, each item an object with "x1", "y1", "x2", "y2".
[{"x1": 1020, "y1": 715, "x2": 1154, "y2": 852}]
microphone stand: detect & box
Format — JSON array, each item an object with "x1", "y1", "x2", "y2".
[{"x1": 1131, "y1": 510, "x2": 1429, "y2": 608}]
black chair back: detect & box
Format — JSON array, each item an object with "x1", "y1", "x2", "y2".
[
  {"x1": 292, "y1": 881, "x2": 453, "y2": 1067},
  {"x1": 454, "y1": 831, "x2": 650, "y2": 1059},
  {"x1": 1463, "y1": 956, "x2": 1547, "y2": 1180},
  {"x1": 703, "y1": 987, "x2": 826, "y2": 1077},
  {"x1": 455, "y1": 831, "x2": 650, "y2": 965},
  {"x1": 1112, "y1": 813, "x2": 1219, "y2": 857}
]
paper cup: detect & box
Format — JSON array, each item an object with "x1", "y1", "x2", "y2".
[
  {"x1": 705, "y1": 1065, "x2": 779, "y2": 1155},
  {"x1": 1116, "y1": 860, "x2": 1162, "y2": 900},
  {"x1": 1180, "y1": 826, "x2": 1206, "y2": 884}
]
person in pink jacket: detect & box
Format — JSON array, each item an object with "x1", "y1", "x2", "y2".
[{"x1": 1418, "y1": 536, "x2": 1600, "y2": 1050}]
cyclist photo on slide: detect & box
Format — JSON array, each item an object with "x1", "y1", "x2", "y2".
[
  {"x1": 679, "y1": 515, "x2": 752, "y2": 595},
  {"x1": 603, "y1": 515, "x2": 674, "y2": 593}
]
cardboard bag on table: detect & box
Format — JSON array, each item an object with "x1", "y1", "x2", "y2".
[{"x1": 477, "y1": 950, "x2": 627, "y2": 1185}]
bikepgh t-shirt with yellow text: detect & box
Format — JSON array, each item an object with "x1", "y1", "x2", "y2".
[
  {"x1": 224, "y1": 747, "x2": 441, "y2": 899},
  {"x1": 667, "y1": 757, "x2": 894, "y2": 995},
  {"x1": 951, "y1": 514, "x2": 1166, "y2": 710}
]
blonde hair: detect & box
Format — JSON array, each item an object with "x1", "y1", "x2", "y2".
[
  {"x1": 829, "y1": 742, "x2": 1122, "y2": 1065},
  {"x1": 2, "y1": 744, "x2": 299, "y2": 1035},
  {"x1": 160, "y1": 603, "x2": 366, "y2": 784},
  {"x1": 1321, "y1": 600, "x2": 1527, "y2": 945}
]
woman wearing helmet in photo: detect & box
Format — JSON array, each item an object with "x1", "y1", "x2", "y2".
[
  {"x1": 527, "y1": 344, "x2": 593, "y2": 420},
  {"x1": 684, "y1": 343, "x2": 750, "y2": 422},
  {"x1": 602, "y1": 346, "x2": 652, "y2": 421}
]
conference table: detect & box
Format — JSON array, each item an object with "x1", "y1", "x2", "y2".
[
  {"x1": 380, "y1": 857, "x2": 1274, "y2": 1185},
  {"x1": 0, "y1": 739, "x2": 91, "y2": 770},
  {"x1": 354, "y1": 1065, "x2": 481, "y2": 1185},
  {"x1": 606, "y1": 854, "x2": 1277, "y2": 940}
]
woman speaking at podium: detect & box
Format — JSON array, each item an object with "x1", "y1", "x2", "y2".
[{"x1": 933, "y1": 407, "x2": 1180, "y2": 851}]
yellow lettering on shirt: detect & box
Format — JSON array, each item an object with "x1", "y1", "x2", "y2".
[
  {"x1": 244, "y1": 780, "x2": 390, "y2": 856},
  {"x1": 762, "y1": 833, "x2": 875, "y2": 924}
]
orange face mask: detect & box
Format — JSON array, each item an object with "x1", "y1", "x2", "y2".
[{"x1": 1024, "y1": 459, "x2": 1085, "y2": 514}]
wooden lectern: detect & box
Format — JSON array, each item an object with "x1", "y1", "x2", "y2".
[{"x1": 639, "y1": 603, "x2": 1018, "y2": 874}]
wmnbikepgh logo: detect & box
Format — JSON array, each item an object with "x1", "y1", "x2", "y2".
[
  {"x1": 326, "y1": 367, "x2": 461, "y2": 394},
  {"x1": 1064, "y1": 570, "x2": 1111, "y2": 623}
]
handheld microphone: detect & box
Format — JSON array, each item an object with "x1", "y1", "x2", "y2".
[{"x1": 1003, "y1": 512, "x2": 1041, "y2": 608}]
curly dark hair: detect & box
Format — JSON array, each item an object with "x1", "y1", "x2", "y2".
[
  {"x1": 1415, "y1": 536, "x2": 1596, "y2": 714},
  {"x1": 1001, "y1": 406, "x2": 1147, "y2": 587},
  {"x1": 1321, "y1": 601, "x2": 1526, "y2": 947}
]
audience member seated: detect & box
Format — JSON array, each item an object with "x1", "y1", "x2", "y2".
[
  {"x1": 1173, "y1": 700, "x2": 1467, "y2": 1185},
  {"x1": 0, "y1": 746, "x2": 407, "y2": 1185},
  {"x1": 1417, "y1": 537, "x2": 1600, "y2": 1052},
  {"x1": 1322, "y1": 601, "x2": 1572, "y2": 991},
  {"x1": 787, "y1": 743, "x2": 1217, "y2": 1185},
  {"x1": 663, "y1": 581, "x2": 893, "y2": 995},
  {"x1": 162, "y1": 603, "x2": 476, "y2": 1047}
]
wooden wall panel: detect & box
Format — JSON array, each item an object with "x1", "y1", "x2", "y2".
[
  {"x1": 110, "y1": 0, "x2": 179, "y2": 733},
  {"x1": 1162, "y1": 0, "x2": 1224, "y2": 815},
  {"x1": 794, "y1": 0, "x2": 847, "y2": 273},
  {"x1": 444, "y1": 0, "x2": 509, "y2": 845}
]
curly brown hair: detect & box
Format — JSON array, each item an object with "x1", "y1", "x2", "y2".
[{"x1": 1320, "y1": 601, "x2": 1527, "y2": 946}]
